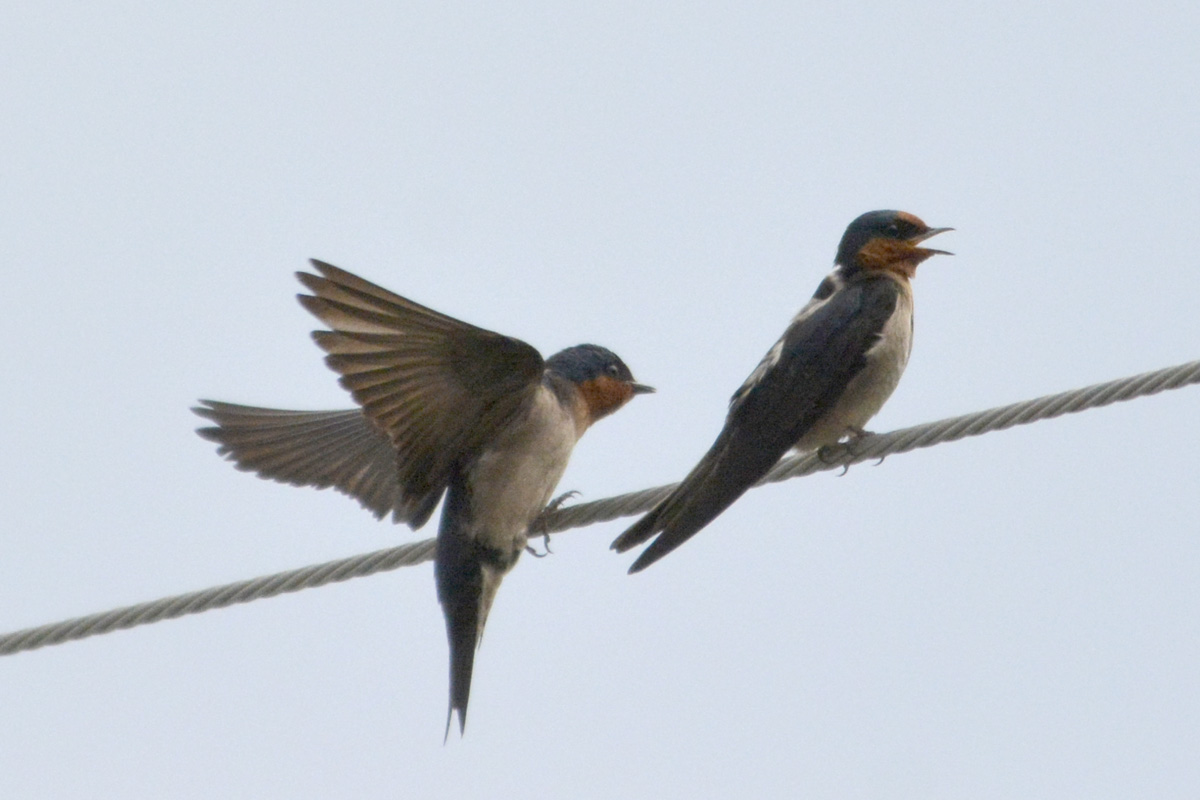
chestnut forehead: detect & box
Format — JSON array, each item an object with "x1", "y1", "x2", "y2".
[{"x1": 894, "y1": 211, "x2": 927, "y2": 229}]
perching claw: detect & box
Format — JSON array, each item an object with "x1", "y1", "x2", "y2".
[
  {"x1": 546, "y1": 489, "x2": 581, "y2": 511},
  {"x1": 527, "y1": 490, "x2": 581, "y2": 557},
  {"x1": 525, "y1": 541, "x2": 551, "y2": 558},
  {"x1": 817, "y1": 427, "x2": 878, "y2": 476},
  {"x1": 843, "y1": 426, "x2": 885, "y2": 466},
  {"x1": 816, "y1": 442, "x2": 853, "y2": 476}
]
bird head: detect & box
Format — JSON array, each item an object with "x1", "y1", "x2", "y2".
[
  {"x1": 835, "y1": 210, "x2": 953, "y2": 279},
  {"x1": 546, "y1": 344, "x2": 654, "y2": 428}
]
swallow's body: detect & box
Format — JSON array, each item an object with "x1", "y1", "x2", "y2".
[
  {"x1": 612, "y1": 210, "x2": 950, "y2": 572},
  {"x1": 456, "y1": 383, "x2": 581, "y2": 562},
  {"x1": 791, "y1": 273, "x2": 913, "y2": 450},
  {"x1": 195, "y1": 261, "x2": 651, "y2": 735},
  {"x1": 434, "y1": 369, "x2": 595, "y2": 729}
]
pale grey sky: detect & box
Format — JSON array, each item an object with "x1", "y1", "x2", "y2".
[{"x1": 3, "y1": 2, "x2": 1199, "y2": 797}]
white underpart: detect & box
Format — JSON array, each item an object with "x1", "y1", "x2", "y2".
[
  {"x1": 795, "y1": 275, "x2": 914, "y2": 451},
  {"x1": 465, "y1": 384, "x2": 580, "y2": 636},
  {"x1": 466, "y1": 384, "x2": 579, "y2": 560}
]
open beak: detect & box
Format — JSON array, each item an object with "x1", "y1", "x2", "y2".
[
  {"x1": 629, "y1": 382, "x2": 656, "y2": 395},
  {"x1": 909, "y1": 226, "x2": 954, "y2": 256}
]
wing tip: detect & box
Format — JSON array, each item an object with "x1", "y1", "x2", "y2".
[
  {"x1": 191, "y1": 401, "x2": 216, "y2": 420},
  {"x1": 300, "y1": 259, "x2": 369, "y2": 295},
  {"x1": 294, "y1": 291, "x2": 324, "y2": 317},
  {"x1": 613, "y1": 511, "x2": 671, "y2": 572},
  {"x1": 191, "y1": 402, "x2": 225, "y2": 441},
  {"x1": 193, "y1": 425, "x2": 222, "y2": 443},
  {"x1": 617, "y1": 505, "x2": 701, "y2": 572},
  {"x1": 611, "y1": 508, "x2": 660, "y2": 553}
]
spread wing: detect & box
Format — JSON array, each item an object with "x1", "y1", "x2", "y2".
[
  {"x1": 612, "y1": 276, "x2": 900, "y2": 571},
  {"x1": 193, "y1": 402, "x2": 408, "y2": 522},
  {"x1": 294, "y1": 260, "x2": 546, "y2": 527}
]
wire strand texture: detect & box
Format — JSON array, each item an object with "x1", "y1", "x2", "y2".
[{"x1": 3, "y1": 358, "x2": 1198, "y2": 657}]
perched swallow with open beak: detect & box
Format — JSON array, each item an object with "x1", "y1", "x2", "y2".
[
  {"x1": 194, "y1": 260, "x2": 652, "y2": 736},
  {"x1": 612, "y1": 210, "x2": 951, "y2": 572}
]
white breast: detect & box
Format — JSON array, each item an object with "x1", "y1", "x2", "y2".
[
  {"x1": 795, "y1": 279, "x2": 914, "y2": 451},
  {"x1": 465, "y1": 386, "x2": 580, "y2": 558}
]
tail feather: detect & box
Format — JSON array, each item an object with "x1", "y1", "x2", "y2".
[
  {"x1": 611, "y1": 449, "x2": 741, "y2": 571},
  {"x1": 442, "y1": 594, "x2": 480, "y2": 741},
  {"x1": 610, "y1": 450, "x2": 728, "y2": 554},
  {"x1": 613, "y1": 427, "x2": 789, "y2": 572},
  {"x1": 625, "y1": 467, "x2": 756, "y2": 573},
  {"x1": 436, "y1": 473, "x2": 511, "y2": 739}
]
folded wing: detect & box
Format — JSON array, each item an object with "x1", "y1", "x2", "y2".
[{"x1": 613, "y1": 276, "x2": 899, "y2": 570}]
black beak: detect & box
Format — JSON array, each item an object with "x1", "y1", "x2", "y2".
[{"x1": 910, "y1": 226, "x2": 954, "y2": 256}]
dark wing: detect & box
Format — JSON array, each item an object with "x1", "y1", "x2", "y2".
[
  {"x1": 193, "y1": 401, "x2": 408, "y2": 522},
  {"x1": 612, "y1": 277, "x2": 900, "y2": 571},
  {"x1": 296, "y1": 260, "x2": 546, "y2": 527}
]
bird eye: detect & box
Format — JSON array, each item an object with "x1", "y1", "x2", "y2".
[
  {"x1": 606, "y1": 363, "x2": 620, "y2": 376},
  {"x1": 885, "y1": 223, "x2": 901, "y2": 236}
]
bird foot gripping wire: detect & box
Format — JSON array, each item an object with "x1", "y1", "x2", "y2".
[
  {"x1": 816, "y1": 427, "x2": 884, "y2": 475},
  {"x1": 526, "y1": 490, "x2": 581, "y2": 557}
]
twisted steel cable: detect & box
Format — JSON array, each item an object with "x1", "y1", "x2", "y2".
[{"x1": 2, "y1": 358, "x2": 1198, "y2": 657}]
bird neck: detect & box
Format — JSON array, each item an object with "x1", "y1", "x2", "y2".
[
  {"x1": 571, "y1": 375, "x2": 633, "y2": 431},
  {"x1": 846, "y1": 238, "x2": 939, "y2": 281}
]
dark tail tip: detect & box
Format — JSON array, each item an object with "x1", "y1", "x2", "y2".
[
  {"x1": 627, "y1": 547, "x2": 660, "y2": 574},
  {"x1": 443, "y1": 706, "x2": 467, "y2": 743},
  {"x1": 441, "y1": 584, "x2": 479, "y2": 741}
]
